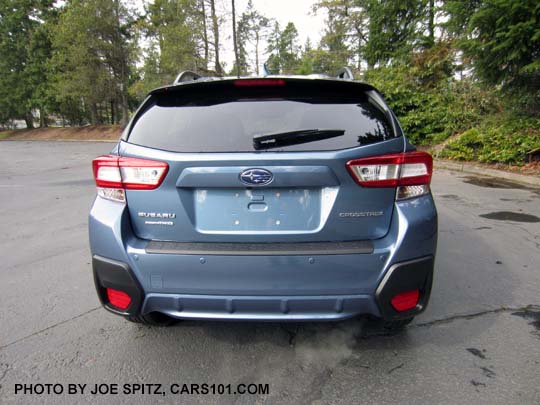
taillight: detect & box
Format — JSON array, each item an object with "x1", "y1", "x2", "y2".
[
  {"x1": 347, "y1": 151, "x2": 433, "y2": 200},
  {"x1": 92, "y1": 155, "x2": 168, "y2": 202}
]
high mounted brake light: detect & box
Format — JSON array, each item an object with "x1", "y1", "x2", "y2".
[
  {"x1": 233, "y1": 79, "x2": 286, "y2": 87},
  {"x1": 347, "y1": 151, "x2": 433, "y2": 200},
  {"x1": 92, "y1": 155, "x2": 168, "y2": 202}
]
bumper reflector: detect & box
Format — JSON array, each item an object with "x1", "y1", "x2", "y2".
[
  {"x1": 390, "y1": 290, "x2": 419, "y2": 312},
  {"x1": 106, "y1": 288, "x2": 132, "y2": 310}
]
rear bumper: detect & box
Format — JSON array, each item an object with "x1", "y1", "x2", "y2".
[
  {"x1": 90, "y1": 193, "x2": 437, "y2": 321},
  {"x1": 93, "y1": 254, "x2": 433, "y2": 321}
]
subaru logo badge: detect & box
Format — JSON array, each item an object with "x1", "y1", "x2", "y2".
[{"x1": 239, "y1": 168, "x2": 273, "y2": 186}]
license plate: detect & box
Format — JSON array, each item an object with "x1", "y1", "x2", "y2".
[{"x1": 194, "y1": 188, "x2": 322, "y2": 233}]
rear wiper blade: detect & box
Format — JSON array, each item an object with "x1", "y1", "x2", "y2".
[{"x1": 253, "y1": 129, "x2": 345, "y2": 150}]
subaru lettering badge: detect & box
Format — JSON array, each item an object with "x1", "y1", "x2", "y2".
[{"x1": 239, "y1": 168, "x2": 273, "y2": 186}]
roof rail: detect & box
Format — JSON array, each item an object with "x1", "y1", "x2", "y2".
[
  {"x1": 173, "y1": 71, "x2": 202, "y2": 84},
  {"x1": 336, "y1": 67, "x2": 354, "y2": 80}
]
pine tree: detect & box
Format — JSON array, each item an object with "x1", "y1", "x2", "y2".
[
  {"x1": 50, "y1": 0, "x2": 136, "y2": 125},
  {"x1": 0, "y1": 0, "x2": 54, "y2": 128}
]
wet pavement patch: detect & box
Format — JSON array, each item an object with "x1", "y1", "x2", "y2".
[
  {"x1": 512, "y1": 307, "x2": 540, "y2": 337},
  {"x1": 470, "y1": 380, "x2": 486, "y2": 388},
  {"x1": 439, "y1": 194, "x2": 460, "y2": 200},
  {"x1": 467, "y1": 348, "x2": 486, "y2": 359},
  {"x1": 387, "y1": 363, "x2": 405, "y2": 374},
  {"x1": 463, "y1": 176, "x2": 529, "y2": 189},
  {"x1": 479, "y1": 211, "x2": 540, "y2": 223},
  {"x1": 478, "y1": 365, "x2": 496, "y2": 378},
  {"x1": 499, "y1": 198, "x2": 533, "y2": 202}
]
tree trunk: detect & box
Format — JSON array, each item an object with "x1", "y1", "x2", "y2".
[
  {"x1": 255, "y1": 31, "x2": 260, "y2": 75},
  {"x1": 90, "y1": 103, "x2": 98, "y2": 125},
  {"x1": 39, "y1": 108, "x2": 47, "y2": 128},
  {"x1": 110, "y1": 100, "x2": 115, "y2": 125},
  {"x1": 232, "y1": 0, "x2": 239, "y2": 76},
  {"x1": 201, "y1": 0, "x2": 209, "y2": 70},
  {"x1": 98, "y1": 103, "x2": 104, "y2": 124},
  {"x1": 119, "y1": 83, "x2": 129, "y2": 126},
  {"x1": 24, "y1": 112, "x2": 34, "y2": 129},
  {"x1": 209, "y1": 0, "x2": 222, "y2": 74},
  {"x1": 355, "y1": 27, "x2": 363, "y2": 71},
  {"x1": 428, "y1": 0, "x2": 435, "y2": 46},
  {"x1": 112, "y1": 0, "x2": 130, "y2": 126}
]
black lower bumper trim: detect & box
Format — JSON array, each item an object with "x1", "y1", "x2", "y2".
[
  {"x1": 145, "y1": 240, "x2": 374, "y2": 256},
  {"x1": 92, "y1": 255, "x2": 143, "y2": 316},
  {"x1": 375, "y1": 256, "x2": 434, "y2": 320}
]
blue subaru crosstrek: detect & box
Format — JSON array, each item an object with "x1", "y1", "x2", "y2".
[{"x1": 89, "y1": 72, "x2": 437, "y2": 328}]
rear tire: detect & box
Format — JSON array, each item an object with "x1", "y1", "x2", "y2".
[{"x1": 126, "y1": 312, "x2": 178, "y2": 327}]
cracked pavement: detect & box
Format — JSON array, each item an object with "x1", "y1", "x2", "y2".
[{"x1": 1, "y1": 141, "x2": 539, "y2": 404}]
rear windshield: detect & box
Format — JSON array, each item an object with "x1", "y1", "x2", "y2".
[{"x1": 127, "y1": 90, "x2": 396, "y2": 153}]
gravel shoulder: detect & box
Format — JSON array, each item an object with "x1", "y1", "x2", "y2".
[{"x1": 0, "y1": 126, "x2": 121, "y2": 141}]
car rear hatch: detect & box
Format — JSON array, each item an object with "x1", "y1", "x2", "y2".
[{"x1": 119, "y1": 78, "x2": 405, "y2": 243}]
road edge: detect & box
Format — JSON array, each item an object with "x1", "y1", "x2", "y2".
[
  {"x1": 435, "y1": 159, "x2": 540, "y2": 188},
  {"x1": 0, "y1": 138, "x2": 117, "y2": 143}
]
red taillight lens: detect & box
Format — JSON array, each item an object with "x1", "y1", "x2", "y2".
[
  {"x1": 346, "y1": 151, "x2": 433, "y2": 188},
  {"x1": 233, "y1": 79, "x2": 286, "y2": 87},
  {"x1": 106, "y1": 288, "x2": 132, "y2": 310},
  {"x1": 390, "y1": 290, "x2": 420, "y2": 312},
  {"x1": 92, "y1": 155, "x2": 168, "y2": 201}
]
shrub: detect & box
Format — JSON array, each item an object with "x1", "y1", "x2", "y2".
[
  {"x1": 439, "y1": 116, "x2": 540, "y2": 164},
  {"x1": 364, "y1": 46, "x2": 498, "y2": 145}
]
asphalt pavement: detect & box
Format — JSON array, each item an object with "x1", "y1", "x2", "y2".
[{"x1": 0, "y1": 141, "x2": 539, "y2": 404}]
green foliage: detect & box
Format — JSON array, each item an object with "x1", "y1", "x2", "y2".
[
  {"x1": 296, "y1": 47, "x2": 335, "y2": 76},
  {"x1": 439, "y1": 129, "x2": 482, "y2": 161},
  {"x1": 450, "y1": 0, "x2": 540, "y2": 113},
  {"x1": 266, "y1": 22, "x2": 301, "y2": 74},
  {"x1": 364, "y1": 43, "x2": 497, "y2": 145},
  {"x1": 0, "y1": 1, "x2": 54, "y2": 128},
  {"x1": 143, "y1": 0, "x2": 206, "y2": 80},
  {"x1": 50, "y1": 0, "x2": 136, "y2": 125},
  {"x1": 442, "y1": 0, "x2": 483, "y2": 35},
  {"x1": 313, "y1": 1, "x2": 356, "y2": 71},
  {"x1": 235, "y1": 0, "x2": 270, "y2": 75},
  {"x1": 439, "y1": 116, "x2": 540, "y2": 164},
  {"x1": 314, "y1": 0, "x2": 436, "y2": 69},
  {"x1": 364, "y1": 0, "x2": 428, "y2": 67},
  {"x1": 366, "y1": 38, "x2": 539, "y2": 165},
  {"x1": 235, "y1": 7, "x2": 252, "y2": 75}
]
